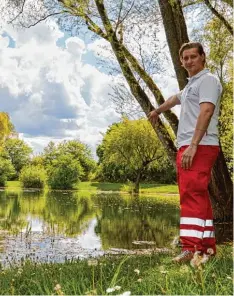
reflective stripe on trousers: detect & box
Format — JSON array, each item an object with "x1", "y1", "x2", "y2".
[{"x1": 176, "y1": 145, "x2": 220, "y2": 254}]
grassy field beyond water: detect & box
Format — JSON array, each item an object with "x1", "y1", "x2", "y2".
[{"x1": 5, "y1": 181, "x2": 179, "y2": 194}]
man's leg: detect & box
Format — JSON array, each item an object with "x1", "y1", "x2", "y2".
[
  {"x1": 175, "y1": 145, "x2": 219, "y2": 259},
  {"x1": 202, "y1": 195, "x2": 216, "y2": 255}
]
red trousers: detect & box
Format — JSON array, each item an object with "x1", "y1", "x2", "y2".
[{"x1": 176, "y1": 145, "x2": 220, "y2": 254}]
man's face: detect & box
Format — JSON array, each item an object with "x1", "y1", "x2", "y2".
[{"x1": 180, "y1": 48, "x2": 205, "y2": 77}]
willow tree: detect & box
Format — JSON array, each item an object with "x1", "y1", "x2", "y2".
[{"x1": 3, "y1": 0, "x2": 233, "y2": 219}]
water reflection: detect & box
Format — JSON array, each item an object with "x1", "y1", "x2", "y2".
[
  {"x1": 93, "y1": 194, "x2": 179, "y2": 249},
  {"x1": 0, "y1": 190, "x2": 230, "y2": 265}
]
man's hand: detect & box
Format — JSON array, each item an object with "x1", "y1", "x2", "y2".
[
  {"x1": 181, "y1": 145, "x2": 197, "y2": 169},
  {"x1": 148, "y1": 110, "x2": 160, "y2": 126}
]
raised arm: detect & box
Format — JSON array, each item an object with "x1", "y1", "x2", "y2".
[{"x1": 148, "y1": 95, "x2": 181, "y2": 126}]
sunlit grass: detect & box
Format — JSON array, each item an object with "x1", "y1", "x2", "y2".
[
  {"x1": 0, "y1": 245, "x2": 232, "y2": 295},
  {"x1": 5, "y1": 181, "x2": 21, "y2": 188},
  {"x1": 5, "y1": 181, "x2": 179, "y2": 194}
]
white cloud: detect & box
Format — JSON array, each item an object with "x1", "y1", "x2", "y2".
[{"x1": 0, "y1": 20, "x2": 120, "y2": 157}]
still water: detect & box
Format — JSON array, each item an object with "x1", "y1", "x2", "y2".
[{"x1": 0, "y1": 190, "x2": 230, "y2": 265}]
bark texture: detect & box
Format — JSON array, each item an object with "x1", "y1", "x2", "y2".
[{"x1": 158, "y1": 0, "x2": 189, "y2": 90}]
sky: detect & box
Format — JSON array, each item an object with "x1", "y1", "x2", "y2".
[{"x1": 0, "y1": 6, "x2": 181, "y2": 159}]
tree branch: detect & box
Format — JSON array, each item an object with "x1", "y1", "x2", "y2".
[
  {"x1": 115, "y1": 0, "x2": 135, "y2": 32},
  {"x1": 121, "y1": 44, "x2": 179, "y2": 134},
  {"x1": 203, "y1": 0, "x2": 233, "y2": 35},
  {"x1": 19, "y1": 12, "x2": 64, "y2": 28},
  {"x1": 182, "y1": 0, "x2": 203, "y2": 8},
  {"x1": 8, "y1": 0, "x2": 26, "y2": 24},
  {"x1": 84, "y1": 14, "x2": 108, "y2": 40}
]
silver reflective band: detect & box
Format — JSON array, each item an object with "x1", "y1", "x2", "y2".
[
  {"x1": 203, "y1": 231, "x2": 215, "y2": 238},
  {"x1": 205, "y1": 220, "x2": 213, "y2": 227},
  {"x1": 180, "y1": 217, "x2": 205, "y2": 227},
  {"x1": 180, "y1": 229, "x2": 203, "y2": 239}
]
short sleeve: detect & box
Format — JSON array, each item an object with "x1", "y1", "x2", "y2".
[
  {"x1": 176, "y1": 90, "x2": 183, "y2": 102},
  {"x1": 199, "y1": 76, "x2": 222, "y2": 106}
]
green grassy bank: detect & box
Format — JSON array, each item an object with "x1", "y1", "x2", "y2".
[
  {"x1": 0, "y1": 245, "x2": 232, "y2": 295},
  {"x1": 5, "y1": 181, "x2": 179, "y2": 194}
]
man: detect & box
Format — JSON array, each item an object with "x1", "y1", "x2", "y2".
[{"x1": 148, "y1": 42, "x2": 222, "y2": 263}]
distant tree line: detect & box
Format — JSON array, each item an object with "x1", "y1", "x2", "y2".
[
  {"x1": 0, "y1": 110, "x2": 232, "y2": 191},
  {"x1": 0, "y1": 113, "x2": 177, "y2": 190}
]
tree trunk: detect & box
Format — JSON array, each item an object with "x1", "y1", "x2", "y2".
[
  {"x1": 158, "y1": 0, "x2": 233, "y2": 221},
  {"x1": 209, "y1": 149, "x2": 233, "y2": 221},
  {"x1": 133, "y1": 170, "x2": 142, "y2": 194},
  {"x1": 158, "y1": 0, "x2": 189, "y2": 90}
]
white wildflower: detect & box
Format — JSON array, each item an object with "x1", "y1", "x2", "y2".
[
  {"x1": 137, "y1": 278, "x2": 142, "y2": 282},
  {"x1": 88, "y1": 259, "x2": 98, "y2": 266},
  {"x1": 106, "y1": 286, "x2": 121, "y2": 293},
  {"x1": 134, "y1": 269, "x2": 140, "y2": 275},
  {"x1": 106, "y1": 288, "x2": 115, "y2": 293},
  {"x1": 54, "y1": 284, "x2": 61, "y2": 291},
  {"x1": 118, "y1": 291, "x2": 131, "y2": 296}
]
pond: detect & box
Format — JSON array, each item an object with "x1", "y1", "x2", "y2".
[{"x1": 0, "y1": 190, "x2": 231, "y2": 266}]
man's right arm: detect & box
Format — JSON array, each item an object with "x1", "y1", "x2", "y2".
[{"x1": 148, "y1": 95, "x2": 180, "y2": 125}]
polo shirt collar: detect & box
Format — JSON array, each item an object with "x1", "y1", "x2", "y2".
[{"x1": 187, "y1": 69, "x2": 209, "y2": 81}]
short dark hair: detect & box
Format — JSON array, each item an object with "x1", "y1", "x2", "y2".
[{"x1": 179, "y1": 42, "x2": 205, "y2": 58}]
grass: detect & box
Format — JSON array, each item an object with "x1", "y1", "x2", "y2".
[
  {"x1": 0, "y1": 245, "x2": 232, "y2": 295},
  {"x1": 5, "y1": 181, "x2": 179, "y2": 194}
]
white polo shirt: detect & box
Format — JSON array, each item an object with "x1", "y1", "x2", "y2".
[{"x1": 176, "y1": 69, "x2": 222, "y2": 148}]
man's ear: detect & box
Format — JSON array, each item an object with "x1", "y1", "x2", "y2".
[
  {"x1": 201, "y1": 53, "x2": 205, "y2": 62},
  {"x1": 180, "y1": 58, "x2": 184, "y2": 67}
]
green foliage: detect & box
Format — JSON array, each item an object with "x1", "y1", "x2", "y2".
[
  {"x1": 219, "y1": 76, "x2": 233, "y2": 174},
  {"x1": 47, "y1": 154, "x2": 84, "y2": 190},
  {"x1": 4, "y1": 138, "x2": 33, "y2": 179},
  {"x1": 0, "y1": 150, "x2": 15, "y2": 186},
  {"x1": 202, "y1": 18, "x2": 233, "y2": 176},
  {"x1": 30, "y1": 155, "x2": 45, "y2": 167},
  {"x1": 19, "y1": 165, "x2": 47, "y2": 189},
  {"x1": 0, "y1": 112, "x2": 14, "y2": 144},
  {"x1": 204, "y1": 18, "x2": 232, "y2": 83},
  {"x1": 97, "y1": 118, "x2": 176, "y2": 184},
  {"x1": 44, "y1": 140, "x2": 96, "y2": 182}
]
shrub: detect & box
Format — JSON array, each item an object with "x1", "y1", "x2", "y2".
[
  {"x1": 0, "y1": 151, "x2": 15, "y2": 186},
  {"x1": 47, "y1": 155, "x2": 84, "y2": 190},
  {"x1": 19, "y1": 165, "x2": 47, "y2": 189}
]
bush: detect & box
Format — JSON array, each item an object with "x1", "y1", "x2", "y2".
[
  {"x1": 0, "y1": 151, "x2": 15, "y2": 186},
  {"x1": 19, "y1": 165, "x2": 47, "y2": 188},
  {"x1": 47, "y1": 155, "x2": 83, "y2": 190}
]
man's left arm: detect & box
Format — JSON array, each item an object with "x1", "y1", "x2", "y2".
[{"x1": 181, "y1": 102, "x2": 215, "y2": 169}]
